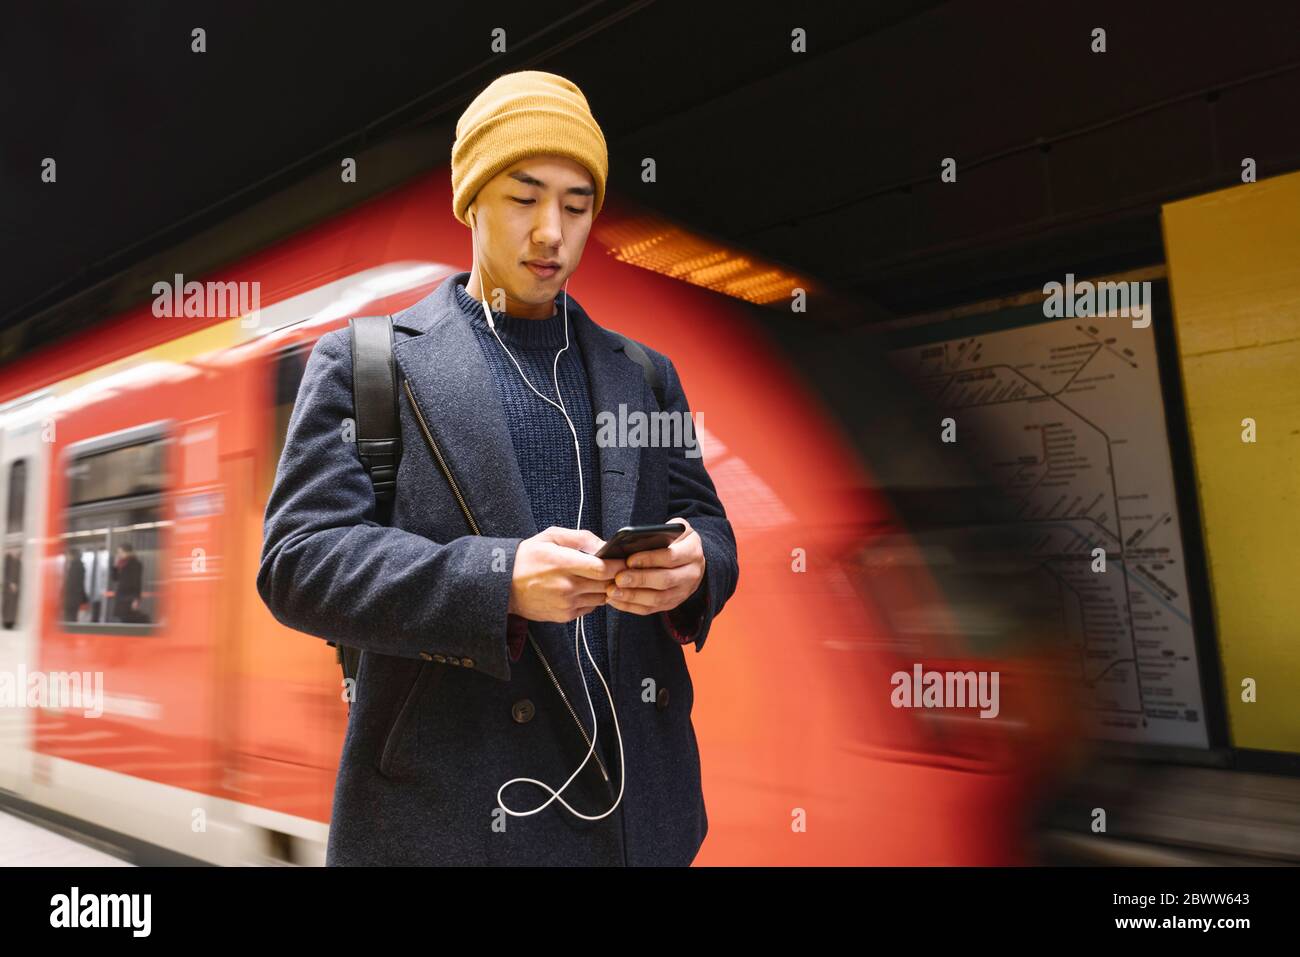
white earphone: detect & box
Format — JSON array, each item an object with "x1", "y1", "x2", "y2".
[{"x1": 469, "y1": 208, "x2": 625, "y2": 821}]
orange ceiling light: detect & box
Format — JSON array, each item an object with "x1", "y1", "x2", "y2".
[{"x1": 597, "y1": 216, "x2": 811, "y2": 306}]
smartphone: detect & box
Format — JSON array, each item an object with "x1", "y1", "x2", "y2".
[{"x1": 594, "y1": 523, "x2": 685, "y2": 560}]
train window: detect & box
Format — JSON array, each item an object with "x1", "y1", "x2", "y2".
[
  {"x1": 69, "y1": 439, "x2": 165, "y2": 504},
  {"x1": 61, "y1": 434, "x2": 169, "y2": 634},
  {"x1": 267, "y1": 342, "x2": 311, "y2": 492},
  {"x1": 3, "y1": 459, "x2": 28, "y2": 630}
]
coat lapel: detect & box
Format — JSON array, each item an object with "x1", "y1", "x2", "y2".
[
  {"x1": 571, "y1": 291, "x2": 647, "y2": 687},
  {"x1": 390, "y1": 271, "x2": 649, "y2": 696},
  {"x1": 391, "y1": 271, "x2": 537, "y2": 541}
]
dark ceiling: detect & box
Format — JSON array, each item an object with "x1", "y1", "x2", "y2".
[{"x1": 4, "y1": 0, "x2": 1299, "y2": 360}]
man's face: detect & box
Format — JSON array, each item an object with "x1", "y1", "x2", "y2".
[{"x1": 469, "y1": 154, "x2": 595, "y2": 314}]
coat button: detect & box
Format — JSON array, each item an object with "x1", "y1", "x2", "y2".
[
  {"x1": 511, "y1": 698, "x2": 535, "y2": 724},
  {"x1": 461, "y1": 657, "x2": 474, "y2": 669},
  {"x1": 656, "y1": 687, "x2": 670, "y2": 711},
  {"x1": 433, "y1": 654, "x2": 446, "y2": 663},
  {"x1": 418, "y1": 652, "x2": 432, "y2": 661},
  {"x1": 448, "y1": 656, "x2": 461, "y2": 666}
]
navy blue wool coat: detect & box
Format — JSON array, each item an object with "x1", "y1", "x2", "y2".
[{"x1": 257, "y1": 271, "x2": 740, "y2": 865}]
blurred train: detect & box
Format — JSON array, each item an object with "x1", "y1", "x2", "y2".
[{"x1": 0, "y1": 169, "x2": 1082, "y2": 865}]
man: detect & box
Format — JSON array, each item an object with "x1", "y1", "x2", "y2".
[
  {"x1": 109, "y1": 543, "x2": 144, "y2": 623},
  {"x1": 257, "y1": 70, "x2": 739, "y2": 866},
  {"x1": 63, "y1": 547, "x2": 88, "y2": 622}
]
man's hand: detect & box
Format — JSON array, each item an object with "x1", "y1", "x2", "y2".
[
  {"x1": 604, "y1": 517, "x2": 705, "y2": 616},
  {"x1": 508, "y1": 526, "x2": 627, "y2": 623}
]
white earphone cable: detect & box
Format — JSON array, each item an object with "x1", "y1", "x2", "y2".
[{"x1": 470, "y1": 218, "x2": 625, "y2": 821}]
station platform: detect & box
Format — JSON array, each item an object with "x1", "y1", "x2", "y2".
[{"x1": 0, "y1": 807, "x2": 133, "y2": 867}]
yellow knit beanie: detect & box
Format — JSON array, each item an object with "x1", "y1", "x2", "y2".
[{"x1": 451, "y1": 70, "x2": 608, "y2": 228}]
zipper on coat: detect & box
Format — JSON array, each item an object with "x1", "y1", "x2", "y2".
[
  {"x1": 404, "y1": 378, "x2": 482, "y2": 536},
  {"x1": 524, "y1": 632, "x2": 612, "y2": 785},
  {"x1": 403, "y1": 378, "x2": 614, "y2": 787}
]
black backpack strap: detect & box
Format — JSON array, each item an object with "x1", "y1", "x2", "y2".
[
  {"x1": 334, "y1": 315, "x2": 399, "y2": 707},
  {"x1": 349, "y1": 315, "x2": 401, "y2": 515},
  {"x1": 334, "y1": 642, "x2": 363, "y2": 709},
  {"x1": 612, "y1": 332, "x2": 665, "y2": 409}
]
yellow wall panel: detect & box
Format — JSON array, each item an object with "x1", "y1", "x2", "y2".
[{"x1": 1163, "y1": 171, "x2": 1300, "y2": 753}]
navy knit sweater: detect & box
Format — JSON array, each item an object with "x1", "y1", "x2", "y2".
[{"x1": 453, "y1": 280, "x2": 618, "y2": 761}]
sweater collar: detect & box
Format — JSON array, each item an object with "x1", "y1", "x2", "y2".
[{"x1": 453, "y1": 279, "x2": 570, "y2": 349}]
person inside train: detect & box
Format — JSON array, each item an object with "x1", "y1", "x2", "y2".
[
  {"x1": 109, "y1": 541, "x2": 146, "y2": 624},
  {"x1": 62, "y1": 546, "x2": 88, "y2": 622}
]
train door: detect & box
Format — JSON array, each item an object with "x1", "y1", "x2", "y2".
[{"x1": 0, "y1": 393, "x2": 56, "y2": 796}]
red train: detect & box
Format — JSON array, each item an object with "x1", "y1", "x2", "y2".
[{"x1": 0, "y1": 170, "x2": 1080, "y2": 864}]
